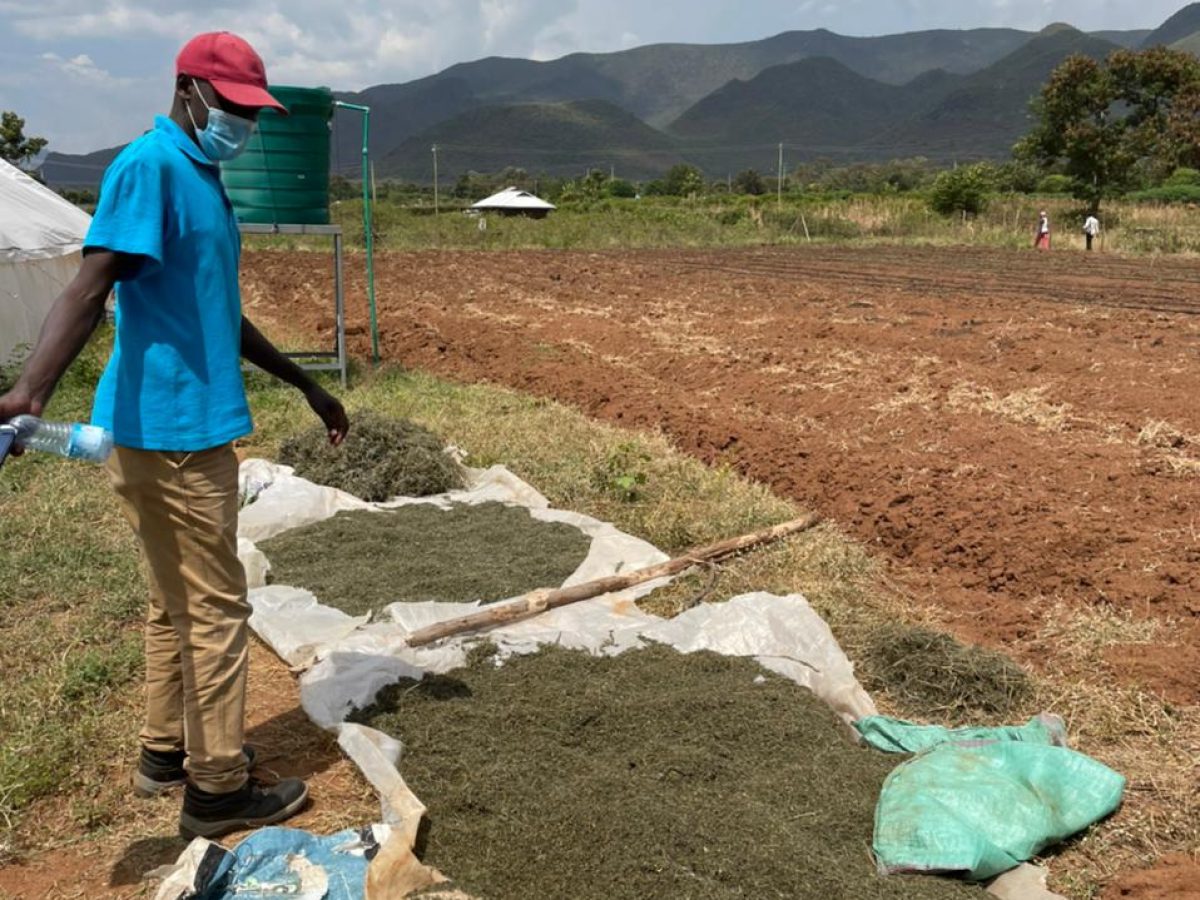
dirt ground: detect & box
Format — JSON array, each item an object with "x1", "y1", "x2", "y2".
[
  {"x1": 1103, "y1": 854, "x2": 1200, "y2": 898},
  {"x1": 243, "y1": 244, "x2": 1200, "y2": 895},
  {"x1": 0, "y1": 640, "x2": 377, "y2": 899},
  {"x1": 245, "y1": 244, "x2": 1200, "y2": 704}
]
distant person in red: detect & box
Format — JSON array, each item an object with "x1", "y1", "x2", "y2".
[{"x1": 1034, "y1": 210, "x2": 1051, "y2": 250}]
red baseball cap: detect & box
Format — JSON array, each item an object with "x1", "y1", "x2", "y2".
[{"x1": 176, "y1": 32, "x2": 287, "y2": 114}]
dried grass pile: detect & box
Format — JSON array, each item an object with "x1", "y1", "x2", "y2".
[
  {"x1": 261, "y1": 503, "x2": 593, "y2": 617},
  {"x1": 351, "y1": 644, "x2": 984, "y2": 900},
  {"x1": 860, "y1": 623, "x2": 1030, "y2": 718},
  {"x1": 279, "y1": 411, "x2": 464, "y2": 501}
]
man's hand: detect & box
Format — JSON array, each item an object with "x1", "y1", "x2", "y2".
[
  {"x1": 0, "y1": 387, "x2": 42, "y2": 457},
  {"x1": 241, "y1": 316, "x2": 350, "y2": 446},
  {"x1": 305, "y1": 385, "x2": 349, "y2": 446}
]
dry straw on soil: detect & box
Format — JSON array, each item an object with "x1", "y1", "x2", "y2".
[
  {"x1": 278, "y1": 411, "x2": 465, "y2": 502},
  {"x1": 351, "y1": 643, "x2": 984, "y2": 900},
  {"x1": 860, "y1": 623, "x2": 1031, "y2": 718},
  {"x1": 260, "y1": 503, "x2": 593, "y2": 616}
]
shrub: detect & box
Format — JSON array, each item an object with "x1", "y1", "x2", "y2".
[
  {"x1": 732, "y1": 169, "x2": 768, "y2": 195},
  {"x1": 1127, "y1": 183, "x2": 1200, "y2": 204},
  {"x1": 929, "y1": 164, "x2": 994, "y2": 216},
  {"x1": 1164, "y1": 167, "x2": 1200, "y2": 187},
  {"x1": 663, "y1": 164, "x2": 704, "y2": 197},
  {"x1": 607, "y1": 178, "x2": 637, "y2": 199},
  {"x1": 1036, "y1": 174, "x2": 1073, "y2": 195},
  {"x1": 991, "y1": 161, "x2": 1041, "y2": 194}
]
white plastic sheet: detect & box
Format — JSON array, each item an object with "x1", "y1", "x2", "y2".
[
  {"x1": 139, "y1": 460, "x2": 1068, "y2": 899},
  {"x1": 234, "y1": 460, "x2": 890, "y2": 897},
  {"x1": 237, "y1": 460, "x2": 877, "y2": 729}
]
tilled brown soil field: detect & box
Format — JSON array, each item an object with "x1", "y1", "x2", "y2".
[{"x1": 244, "y1": 245, "x2": 1200, "y2": 706}]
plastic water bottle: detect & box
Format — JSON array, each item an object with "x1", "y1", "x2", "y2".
[{"x1": 8, "y1": 415, "x2": 114, "y2": 463}]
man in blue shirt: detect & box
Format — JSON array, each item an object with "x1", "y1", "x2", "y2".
[{"x1": 0, "y1": 32, "x2": 348, "y2": 838}]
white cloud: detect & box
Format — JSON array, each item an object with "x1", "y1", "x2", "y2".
[
  {"x1": 40, "y1": 50, "x2": 135, "y2": 85},
  {"x1": 6, "y1": 0, "x2": 589, "y2": 86},
  {"x1": 14, "y1": 3, "x2": 192, "y2": 40}
]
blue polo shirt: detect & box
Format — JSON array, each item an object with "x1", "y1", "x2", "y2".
[{"x1": 86, "y1": 115, "x2": 252, "y2": 452}]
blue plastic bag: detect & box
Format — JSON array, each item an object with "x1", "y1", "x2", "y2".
[{"x1": 187, "y1": 826, "x2": 384, "y2": 899}]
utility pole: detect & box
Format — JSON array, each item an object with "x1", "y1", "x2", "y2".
[
  {"x1": 777, "y1": 142, "x2": 784, "y2": 210},
  {"x1": 432, "y1": 144, "x2": 439, "y2": 214}
]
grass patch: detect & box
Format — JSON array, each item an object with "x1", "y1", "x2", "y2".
[
  {"x1": 245, "y1": 367, "x2": 799, "y2": 555},
  {"x1": 278, "y1": 411, "x2": 464, "y2": 501},
  {"x1": 272, "y1": 194, "x2": 1200, "y2": 257},
  {"x1": 260, "y1": 504, "x2": 592, "y2": 616},
  {"x1": 350, "y1": 643, "x2": 984, "y2": 900},
  {"x1": 0, "y1": 343, "x2": 145, "y2": 855},
  {"x1": 860, "y1": 624, "x2": 1031, "y2": 719}
]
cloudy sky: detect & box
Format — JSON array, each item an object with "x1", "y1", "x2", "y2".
[{"x1": 0, "y1": 0, "x2": 1188, "y2": 154}]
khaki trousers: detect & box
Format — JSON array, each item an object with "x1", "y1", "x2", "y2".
[{"x1": 107, "y1": 444, "x2": 250, "y2": 794}]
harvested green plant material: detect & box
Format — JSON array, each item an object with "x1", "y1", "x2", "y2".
[
  {"x1": 279, "y1": 411, "x2": 464, "y2": 501},
  {"x1": 350, "y1": 644, "x2": 984, "y2": 900},
  {"x1": 261, "y1": 503, "x2": 593, "y2": 616},
  {"x1": 861, "y1": 623, "x2": 1030, "y2": 718}
]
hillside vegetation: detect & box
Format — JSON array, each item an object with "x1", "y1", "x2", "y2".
[{"x1": 37, "y1": 5, "x2": 1200, "y2": 187}]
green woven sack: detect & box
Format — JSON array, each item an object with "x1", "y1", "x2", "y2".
[
  {"x1": 874, "y1": 742, "x2": 1124, "y2": 881},
  {"x1": 856, "y1": 714, "x2": 1067, "y2": 753}
]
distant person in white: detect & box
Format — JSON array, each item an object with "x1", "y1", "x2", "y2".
[
  {"x1": 1035, "y1": 210, "x2": 1051, "y2": 250},
  {"x1": 1083, "y1": 214, "x2": 1100, "y2": 252}
]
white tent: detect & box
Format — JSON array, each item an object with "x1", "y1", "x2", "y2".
[
  {"x1": 470, "y1": 186, "x2": 556, "y2": 218},
  {"x1": 0, "y1": 159, "x2": 91, "y2": 364}
]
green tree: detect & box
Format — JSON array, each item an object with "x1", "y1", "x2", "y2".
[
  {"x1": 558, "y1": 169, "x2": 610, "y2": 203},
  {"x1": 1018, "y1": 48, "x2": 1200, "y2": 210},
  {"x1": 607, "y1": 178, "x2": 636, "y2": 198},
  {"x1": 1, "y1": 111, "x2": 48, "y2": 168},
  {"x1": 1109, "y1": 47, "x2": 1200, "y2": 176},
  {"x1": 1164, "y1": 82, "x2": 1200, "y2": 172},
  {"x1": 991, "y1": 160, "x2": 1041, "y2": 194},
  {"x1": 1017, "y1": 55, "x2": 1125, "y2": 210},
  {"x1": 928, "y1": 163, "x2": 994, "y2": 216},
  {"x1": 664, "y1": 164, "x2": 704, "y2": 197},
  {"x1": 732, "y1": 169, "x2": 767, "y2": 195}
]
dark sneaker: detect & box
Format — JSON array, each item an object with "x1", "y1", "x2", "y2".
[
  {"x1": 133, "y1": 745, "x2": 257, "y2": 798},
  {"x1": 179, "y1": 777, "x2": 309, "y2": 839}
]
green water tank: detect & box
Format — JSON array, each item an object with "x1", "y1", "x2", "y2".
[{"x1": 221, "y1": 85, "x2": 333, "y2": 225}]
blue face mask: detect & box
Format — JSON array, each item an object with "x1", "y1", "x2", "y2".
[{"x1": 188, "y1": 79, "x2": 257, "y2": 162}]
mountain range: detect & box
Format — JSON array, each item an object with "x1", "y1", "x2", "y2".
[{"x1": 42, "y1": 4, "x2": 1200, "y2": 187}]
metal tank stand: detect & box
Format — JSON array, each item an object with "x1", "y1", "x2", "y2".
[{"x1": 238, "y1": 223, "x2": 348, "y2": 389}]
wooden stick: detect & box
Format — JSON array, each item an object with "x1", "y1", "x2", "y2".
[{"x1": 406, "y1": 513, "x2": 822, "y2": 647}]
